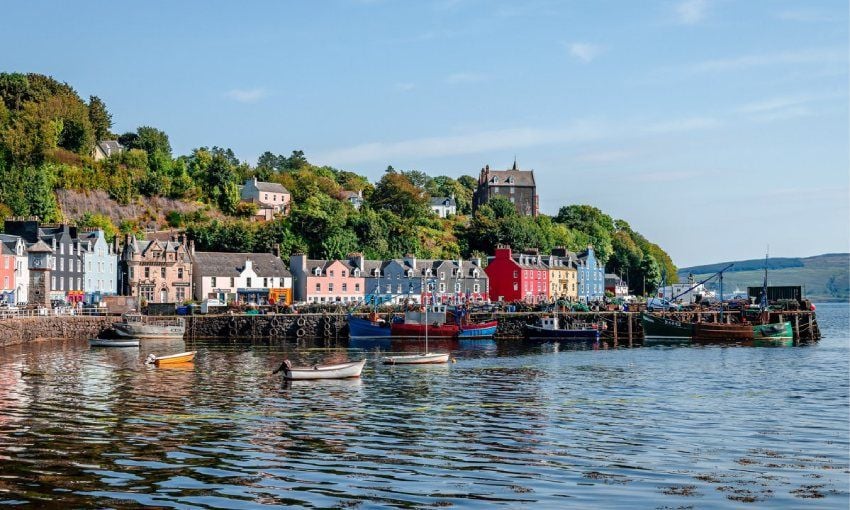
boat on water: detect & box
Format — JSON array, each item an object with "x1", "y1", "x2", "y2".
[
  {"x1": 347, "y1": 313, "x2": 393, "y2": 338},
  {"x1": 457, "y1": 320, "x2": 498, "y2": 338},
  {"x1": 641, "y1": 313, "x2": 693, "y2": 344},
  {"x1": 693, "y1": 321, "x2": 754, "y2": 341},
  {"x1": 112, "y1": 313, "x2": 185, "y2": 339},
  {"x1": 89, "y1": 338, "x2": 140, "y2": 348},
  {"x1": 146, "y1": 351, "x2": 196, "y2": 365},
  {"x1": 383, "y1": 352, "x2": 450, "y2": 364},
  {"x1": 390, "y1": 304, "x2": 497, "y2": 339},
  {"x1": 642, "y1": 312, "x2": 794, "y2": 344},
  {"x1": 525, "y1": 316, "x2": 600, "y2": 341},
  {"x1": 385, "y1": 295, "x2": 451, "y2": 364},
  {"x1": 273, "y1": 359, "x2": 366, "y2": 380}
]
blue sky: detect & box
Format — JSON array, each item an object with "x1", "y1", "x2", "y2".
[{"x1": 1, "y1": 0, "x2": 847, "y2": 266}]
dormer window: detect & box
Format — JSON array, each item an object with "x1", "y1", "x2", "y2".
[
  {"x1": 372, "y1": 268, "x2": 380, "y2": 277},
  {"x1": 353, "y1": 269, "x2": 361, "y2": 277},
  {"x1": 407, "y1": 269, "x2": 413, "y2": 278},
  {"x1": 491, "y1": 176, "x2": 499, "y2": 184},
  {"x1": 473, "y1": 270, "x2": 479, "y2": 278},
  {"x1": 425, "y1": 269, "x2": 433, "y2": 277},
  {"x1": 313, "y1": 267, "x2": 321, "y2": 276},
  {"x1": 507, "y1": 176, "x2": 514, "y2": 184}
]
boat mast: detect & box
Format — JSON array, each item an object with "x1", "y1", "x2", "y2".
[
  {"x1": 424, "y1": 277, "x2": 429, "y2": 354},
  {"x1": 761, "y1": 247, "x2": 769, "y2": 311}
]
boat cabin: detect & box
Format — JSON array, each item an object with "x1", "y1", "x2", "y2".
[
  {"x1": 539, "y1": 316, "x2": 559, "y2": 331},
  {"x1": 404, "y1": 304, "x2": 448, "y2": 325}
]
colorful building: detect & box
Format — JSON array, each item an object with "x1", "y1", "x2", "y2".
[
  {"x1": 80, "y1": 229, "x2": 118, "y2": 301},
  {"x1": 472, "y1": 162, "x2": 538, "y2": 217},
  {"x1": 0, "y1": 235, "x2": 27, "y2": 304},
  {"x1": 576, "y1": 246, "x2": 605, "y2": 301},
  {"x1": 544, "y1": 249, "x2": 578, "y2": 300},
  {"x1": 605, "y1": 273, "x2": 629, "y2": 298},
  {"x1": 359, "y1": 254, "x2": 488, "y2": 304},
  {"x1": 0, "y1": 243, "x2": 16, "y2": 304},
  {"x1": 289, "y1": 254, "x2": 365, "y2": 304},
  {"x1": 119, "y1": 235, "x2": 194, "y2": 304},
  {"x1": 192, "y1": 252, "x2": 292, "y2": 305},
  {"x1": 485, "y1": 245, "x2": 549, "y2": 303}
]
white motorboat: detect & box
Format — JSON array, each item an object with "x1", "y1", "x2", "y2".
[
  {"x1": 112, "y1": 313, "x2": 185, "y2": 339},
  {"x1": 274, "y1": 359, "x2": 366, "y2": 380},
  {"x1": 382, "y1": 352, "x2": 451, "y2": 364},
  {"x1": 89, "y1": 338, "x2": 140, "y2": 347}
]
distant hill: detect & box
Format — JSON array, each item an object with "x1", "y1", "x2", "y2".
[{"x1": 678, "y1": 253, "x2": 849, "y2": 302}]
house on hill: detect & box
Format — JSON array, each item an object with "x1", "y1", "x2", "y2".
[
  {"x1": 429, "y1": 196, "x2": 457, "y2": 218},
  {"x1": 240, "y1": 177, "x2": 291, "y2": 220},
  {"x1": 92, "y1": 140, "x2": 124, "y2": 161},
  {"x1": 473, "y1": 161, "x2": 538, "y2": 216}
]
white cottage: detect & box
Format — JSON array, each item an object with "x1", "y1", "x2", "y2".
[
  {"x1": 240, "y1": 177, "x2": 291, "y2": 218},
  {"x1": 192, "y1": 252, "x2": 292, "y2": 305}
]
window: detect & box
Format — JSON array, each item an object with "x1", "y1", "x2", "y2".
[
  {"x1": 330, "y1": 270, "x2": 334, "y2": 278},
  {"x1": 264, "y1": 193, "x2": 268, "y2": 201},
  {"x1": 51, "y1": 276, "x2": 56, "y2": 290},
  {"x1": 385, "y1": 285, "x2": 392, "y2": 293},
  {"x1": 59, "y1": 258, "x2": 64, "y2": 271},
  {"x1": 77, "y1": 278, "x2": 81, "y2": 290},
  {"x1": 176, "y1": 287, "x2": 186, "y2": 302},
  {"x1": 315, "y1": 283, "x2": 321, "y2": 292},
  {"x1": 342, "y1": 283, "x2": 347, "y2": 292},
  {"x1": 230, "y1": 277, "x2": 235, "y2": 287},
  {"x1": 355, "y1": 283, "x2": 360, "y2": 292},
  {"x1": 59, "y1": 278, "x2": 63, "y2": 291},
  {"x1": 473, "y1": 284, "x2": 480, "y2": 293},
  {"x1": 341, "y1": 270, "x2": 346, "y2": 277},
  {"x1": 328, "y1": 283, "x2": 334, "y2": 292},
  {"x1": 263, "y1": 277, "x2": 268, "y2": 287},
  {"x1": 439, "y1": 272, "x2": 445, "y2": 280},
  {"x1": 211, "y1": 276, "x2": 217, "y2": 287},
  {"x1": 178, "y1": 267, "x2": 184, "y2": 279},
  {"x1": 513, "y1": 270, "x2": 518, "y2": 278},
  {"x1": 246, "y1": 277, "x2": 252, "y2": 288},
  {"x1": 513, "y1": 282, "x2": 518, "y2": 291},
  {"x1": 144, "y1": 267, "x2": 150, "y2": 278},
  {"x1": 129, "y1": 267, "x2": 134, "y2": 279},
  {"x1": 397, "y1": 284, "x2": 402, "y2": 293},
  {"x1": 439, "y1": 283, "x2": 446, "y2": 293},
  {"x1": 161, "y1": 267, "x2": 166, "y2": 278},
  {"x1": 407, "y1": 270, "x2": 413, "y2": 277},
  {"x1": 60, "y1": 244, "x2": 64, "y2": 255},
  {"x1": 3, "y1": 276, "x2": 7, "y2": 288}
]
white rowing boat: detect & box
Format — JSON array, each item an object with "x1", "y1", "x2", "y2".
[
  {"x1": 382, "y1": 352, "x2": 451, "y2": 365},
  {"x1": 89, "y1": 338, "x2": 140, "y2": 347},
  {"x1": 274, "y1": 359, "x2": 366, "y2": 380}
]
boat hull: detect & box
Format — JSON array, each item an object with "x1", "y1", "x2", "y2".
[
  {"x1": 525, "y1": 324, "x2": 600, "y2": 341},
  {"x1": 348, "y1": 316, "x2": 391, "y2": 338},
  {"x1": 641, "y1": 313, "x2": 693, "y2": 344},
  {"x1": 383, "y1": 353, "x2": 450, "y2": 364},
  {"x1": 113, "y1": 323, "x2": 185, "y2": 339},
  {"x1": 285, "y1": 359, "x2": 366, "y2": 380},
  {"x1": 693, "y1": 322, "x2": 753, "y2": 342},
  {"x1": 153, "y1": 351, "x2": 196, "y2": 365},
  {"x1": 390, "y1": 323, "x2": 459, "y2": 338},
  {"x1": 753, "y1": 321, "x2": 793, "y2": 340},
  {"x1": 89, "y1": 338, "x2": 140, "y2": 347},
  {"x1": 458, "y1": 320, "x2": 498, "y2": 338}
]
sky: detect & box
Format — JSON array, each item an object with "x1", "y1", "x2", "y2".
[{"x1": 1, "y1": 0, "x2": 847, "y2": 267}]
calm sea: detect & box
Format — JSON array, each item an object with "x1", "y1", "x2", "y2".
[{"x1": 0, "y1": 303, "x2": 847, "y2": 508}]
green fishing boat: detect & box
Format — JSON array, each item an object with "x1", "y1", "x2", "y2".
[
  {"x1": 752, "y1": 321, "x2": 794, "y2": 346},
  {"x1": 641, "y1": 313, "x2": 693, "y2": 344}
]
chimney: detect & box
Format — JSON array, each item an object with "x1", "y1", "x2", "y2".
[
  {"x1": 404, "y1": 253, "x2": 416, "y2": 270},
  {"x1": 244, "y1": 258, "x2": 253, "y2": 272},
  {"x1": 290, "y1": 253, "x2": 307, "y2": 274},
  {"x1": 188, "y1": 239, "x2": 195, "y2": 255},
  {"x1": 271, "y1": 243, "x2": 281, "y2": 257},
  {"x1": 348, "y1": 252, "x2": 364, "y2": 270}
]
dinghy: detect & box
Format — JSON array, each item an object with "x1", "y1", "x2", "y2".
[
  {"x1": 89, "y1": 338, "x2": 140, "y2": 347},
  {"x1": 382, "y1": 352, "x2": 451, "y2": 364},
  {"x1": 273, "y1": 359, "x2": 366, "y2": 380},
  {"x1": 145, "y1": 351, "x2": 196, "y2": 365}
]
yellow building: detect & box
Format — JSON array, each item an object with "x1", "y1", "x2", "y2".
[{"x1": 546, "y1": 249, "x2": 578, "y2": 300}]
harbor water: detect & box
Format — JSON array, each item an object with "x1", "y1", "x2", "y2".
[{"x1": 0, "y1": 303, "x2": 847, "y2": 508}]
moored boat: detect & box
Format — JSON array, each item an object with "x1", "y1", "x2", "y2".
[
  {"x1": 458, "y1": 320, "x2": 498, "y2": 338},
  {"x1": 693, "y1": 322, "x2": 754, "y2": 342},
  {"x1": 525, "y1": 316, "x2": 600, "y2": 341},
  {"x1": 348, "y1": 313, "x2": 393, "y2": 338},
  {"x1": 89, "y1": 338, "x2": 140, "y2": 348},
  {"x1": 390, "y1": 305, "x2": 458, "y2": 338},
  {"x1": 641, "y1": 313, "x2": 693, "y2": 344},
  {"x1": 753, "y1": 321, "x2": 793, "y2": 342},
  {"x1": 273, "y1": 359, "x2": 366, "y2": 380},
  {"x1": 146, "y1": 351, "x2": 196, "y2": 365},
  {"x1": 112, "y1": 313, "x2": 185, "y2": 339},
  {"x1": 382, "y1": 352, "x2": 451, "y2": 364}
]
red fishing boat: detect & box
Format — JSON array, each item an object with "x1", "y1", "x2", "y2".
[{"x1": 390, "y1": 305, "x2": 459, "y2": 338}]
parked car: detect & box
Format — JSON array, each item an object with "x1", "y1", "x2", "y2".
[{"x1": 647, "y1": 297, "x2": 680, "y2": 312}]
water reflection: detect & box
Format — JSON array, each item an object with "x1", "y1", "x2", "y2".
[{"x1": 0, "y1": 304, "x2": 846, "y2": 508}]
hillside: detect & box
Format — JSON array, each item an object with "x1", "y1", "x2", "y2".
[{"x1": 679, "y1": 254, "x2": 849, "y2": 302}]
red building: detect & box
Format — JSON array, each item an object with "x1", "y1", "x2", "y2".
[
  {"x1": 485, "y1": 246, "x2": 549, "y2": 303},
  {"x1": 0, "y1": 244, "x2": 16, "y2": 304}
]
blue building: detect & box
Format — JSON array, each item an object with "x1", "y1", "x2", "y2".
[
  {"x1": 576, "y1": 246, "x2": 605, "y2": 301},
  {"x1": 79, "y1": 229, "x2": 118, "y2": 302}
]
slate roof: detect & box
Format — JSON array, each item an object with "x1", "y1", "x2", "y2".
[
  {"x1": 193, "y1": 252, "x2": 290, "y2": 277},
  {"x1": 28, "y1": 240, "x2": 54, "y2": 253},
  {"x1": 96, "y1": 140, "x2": 124, "y2": 156},
  {"x1": 484, "y1": 168, "x2": 535, "y2": 187},
  {"x1": 430, "y1": 197, "x2": 456, "y2": 207},
  {"x1": 255, "y1": 181, "x2": 289, "y2": 194}
]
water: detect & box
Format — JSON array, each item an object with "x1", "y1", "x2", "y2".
[{"x1": 0, "y1": 304, "x2": 847, "y2": 508}]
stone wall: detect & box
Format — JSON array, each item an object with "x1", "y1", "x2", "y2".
[{"x1": 0, "y1": 316, "x2": 115, "y2": 347}]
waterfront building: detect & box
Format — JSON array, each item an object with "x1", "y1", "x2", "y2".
[
  {"x1": 192, "y1": 251, "x2": 292, "y2": 305},
  {"x1": 485, "y1": 245, "x2": 549, "y2": 303},
  {"x1": 0, "y1": 243, "x2": 16, "y2": 304},
  {"x1": 576, "y1": 246, "x2": 605, "y2": 301},
  {"x1": 429, "y1": 196, "x2": 457, "y2": 218},
  {"x1": 604, "y1": 273, "x2": 629, "y2": 298},
  {"x1": 240, "y1": 177, "x2": 291, "y2": 219},
  {"x1": 0, "y1": 235, "x2": 27, "y2": 304},
  {"x1": 4, "y1": 220, "x2": 85, "y2": 304},
  {"x1": 357, "y1": 253, "x2": 488, "y2": 304},
  {"x1": 472, "y1": 161, "x2": 538, "y2": 216},
  {"x1": 544, "y1": 249, "x2": 578, "y2": 300},
  {"x1": 79, "y1": 229, "x2": 118, "y2": 302},
  {"x1": 91, "y1": 140, "x2": 124, "y2": 161},
  {"x1": 119, "y1": 234, "x2": 193, "y2": 304},
  {"x1": 26, "y1": 240, "x2": 53, "y2": 307},
  {"x1": 289, "y1": 254, "x2": 365, "y2": 304}
]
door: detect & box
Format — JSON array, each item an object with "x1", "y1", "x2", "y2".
[{"x1": 160, "y1": 289, "x2": 168, "y2": 303}]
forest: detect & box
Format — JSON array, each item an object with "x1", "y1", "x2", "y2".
[{"x1": 0, "y1": 72, "x2": 677, "y2": 293}]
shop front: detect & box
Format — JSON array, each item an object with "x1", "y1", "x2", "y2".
[{"x1": 237, "y1": 288, "x2": 270, "y2": 306}]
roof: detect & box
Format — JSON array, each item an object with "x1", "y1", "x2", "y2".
[
  {"x1": 254, "y1": 180, "x2": 289, "y2": 194},
  {"x1": 192, "y1": 252, "x2": 290, "y2": 277},
  {"x1": 484, "y1": 168, "x2": 536, "y2": 187},
  {"x1": 340, "y1": 190, "x2": 361, "y2": 200},
  {"x1": 28, "y1": 240, "x2": 54, "y2": 253},
  {"x1": 96, "y1": 140, "x2": 124, "y2": 156},
  {"x1": 430, "y1": 197, "x2": 456, "y2": 207}
]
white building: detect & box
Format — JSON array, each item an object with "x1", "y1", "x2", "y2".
[
  {"x1": 240, "y1": 177, "x2": 291, "y2": 217},
  {"x1": 430, "y1": 196, "x2": 457, "y2": 218},
  {"x1": 79, "y1": 230, "x2": 118, "y2": 299},
  {"x1": 659, "y1": 282, "x2": 715, "y2": 304},
  {"x1": 192, "y1": 252, "x2": 292, "y2": 305}
]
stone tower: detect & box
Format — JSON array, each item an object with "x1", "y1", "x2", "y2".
[{"x1": 27, "y1": 240, "x2": 54, "y2": 307}]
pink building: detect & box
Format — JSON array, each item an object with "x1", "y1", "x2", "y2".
[
  {"x1": 289, "y1": 254, "x2": 366, "y2": 304},
  {"x1": 0, "y1": 243, "x2": 16, "y2": 304}
]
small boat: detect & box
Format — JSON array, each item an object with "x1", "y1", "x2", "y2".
[
  {"x1": 693, "y1": 321, "x2": 754, "y2": 341},
  {"x1": 347, "y1": 313, "x2": 392, "y2": 339},
  {"x1": 390, "y1": 304, "x2": 459, "y2": 339},
  {"x1": 89, "y1": 338, "x2": 140, "y2": 347},
  {"x1": 457, "y1": 320, "x2": 498, "y2": 338},
  {"x1": 112, "y1": 313, "x2": 185, "y2": 339},
  {"x1": 753, "y1": 321, "x2": 793, "y2": 340},
  {"x1": 382, "y1": 352, "x2": 451, "y2": 364},
  {"x1": 641, "y1": 313, "x2": 693, "y2": 344},
  {"x1": 145, "y1": 351, "x2": 196, "y2": 365},
  {"x1": 273, "y1": 359, "x2": 366, "y2": 380},
  {"x1": 525, "y1": 316, "x2": 600, "y2": 341}
]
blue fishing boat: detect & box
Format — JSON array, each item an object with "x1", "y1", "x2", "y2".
[
  {"x1": 458, "y1": 320, "x2": 498, "y2": 338},
  {"x1": 347, "y1": 313, "x2": 392, "y2": 338}
]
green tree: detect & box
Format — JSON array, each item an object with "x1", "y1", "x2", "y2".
[
  {"x1": 78, "y1": 212, "x2": 118, "y2": 242},
  {"x1": 369, "y1": 172, "x2": 429, "y2": 219},
  {"x1": 88, "y1": 95, "x2": 112, "y2": 140}
]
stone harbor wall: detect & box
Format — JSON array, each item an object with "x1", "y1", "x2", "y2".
[{"x1": 0, "y1": 316, "x2": 114, "y2": 347}]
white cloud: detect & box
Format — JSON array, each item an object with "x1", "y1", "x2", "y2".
[
  {"x1": 444, "y1": 72, "x2": 488, "y2": 84},
  {"x1": 568, "y1": 42, "x2": 603, "y2": 63},
  {"x1": 674, "y1": 0, "x2": 709, "y2": 24},
  {"x1": 224, "y1": 88, "x2": 268, "y2": 104},
  {"x1": 690, "y1": 47, "x2": 845, "y2": 73}
]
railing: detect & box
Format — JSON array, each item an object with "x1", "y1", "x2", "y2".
[{"x1": 0, "y1": 307, "x2": 122, "y2": 319}]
